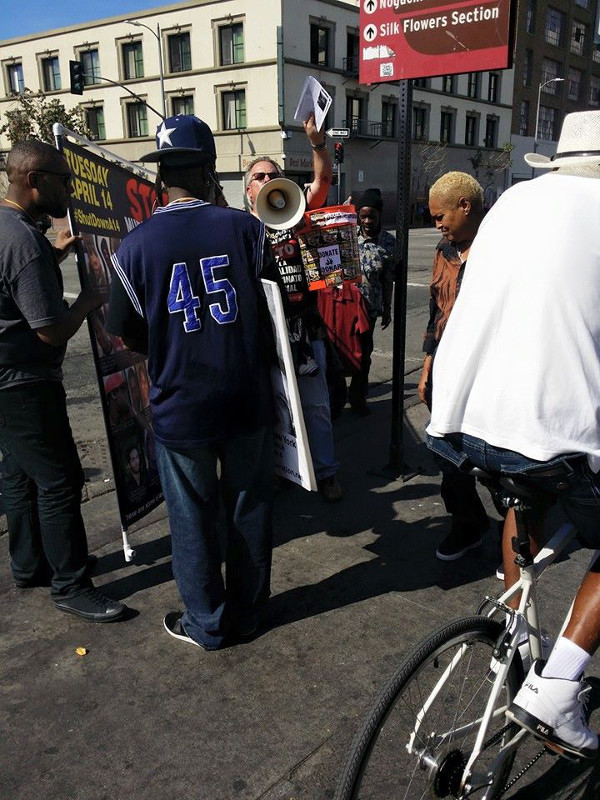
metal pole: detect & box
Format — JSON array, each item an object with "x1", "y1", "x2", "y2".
[
  {"x1": 532, "y1": 77, "x2": 563, "y2": 178},
  {"x1": 387, "y1": 79, "x2": 413, "y2": 475},
  {"x1": 157, "y1": 23, "x2": 166, "y2": 118},
  {"x1": 337, "y1": 161, "x2": 341, "y2": 204},
  {"x1": 126, "y1": 19, "x2": 166, "y2": 119}
]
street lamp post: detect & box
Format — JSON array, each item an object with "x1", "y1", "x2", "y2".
[
  {"x1": 126, "y1": 19, "x2": 166, "y2": 118},
  {"x1": 533, "y1": 76, "x2": 565, "y2": 162}
]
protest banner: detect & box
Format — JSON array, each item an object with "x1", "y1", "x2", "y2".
[
  {"x1": 54, "y1": 125, "x2": 163, "y2": 556},
  {"x1": 296, "y1": 205, "x2": 361, "y2": 291},
  {"x1": 261, "y1": 279, "x2": 316, "y2": 491}
]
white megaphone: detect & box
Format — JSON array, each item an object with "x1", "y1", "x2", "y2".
[{"x1": 255, "y1": 177, "x2": 306, "y2": 231}]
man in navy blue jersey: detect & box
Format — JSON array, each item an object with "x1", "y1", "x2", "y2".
[{"x1": 107, "y1": 116, "x2": 278, "y2": 649}]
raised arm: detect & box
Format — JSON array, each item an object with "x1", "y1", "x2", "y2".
[{"x1": 303, "y1": 113, "x2": 333, "y2": 211}]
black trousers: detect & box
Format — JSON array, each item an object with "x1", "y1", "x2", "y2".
[
  {"x1": 348, "y1": 319, "x2": 375, "y2": 407},
  {"x1": 0, "y1": 381, "x2": 91, "y2": 597},
  {"x1": 438, "y1": 460, "x2": 488, "y2": 522}
]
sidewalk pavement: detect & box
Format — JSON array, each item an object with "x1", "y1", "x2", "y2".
[{"x1": 1, "y1": 385, "x2": 599, "y2": 800}]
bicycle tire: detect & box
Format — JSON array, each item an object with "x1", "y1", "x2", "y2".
[{"x1": 335, "y1": 616, "x2": 525, "y2": 800}]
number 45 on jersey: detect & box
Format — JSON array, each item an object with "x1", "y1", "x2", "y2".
[{"x1": 167, "y1": 256, "x2": 238, "y2": 332}]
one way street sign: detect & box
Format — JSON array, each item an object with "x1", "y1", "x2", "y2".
[{"x1": 326, "y1": 127, "x2": 350, "y2": 139}]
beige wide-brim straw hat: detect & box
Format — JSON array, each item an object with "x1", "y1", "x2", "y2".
[{"x1": 524, "y1": 110, "x2": 600, "y2": 171}]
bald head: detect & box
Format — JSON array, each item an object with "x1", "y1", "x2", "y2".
[
  {"x1": 6, "y1": 140, "x2": 66, "y2": 183},
  {"x1": 4, "y1": 140, "x2": 72, "y2": 219}
]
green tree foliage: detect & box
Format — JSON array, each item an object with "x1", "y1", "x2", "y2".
[{"x1": 0, "y1": 89, "x2": 91, "y2": 146}]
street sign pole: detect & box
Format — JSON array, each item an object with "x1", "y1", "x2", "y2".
[
  {"x1": 388, "y1": 79, "x2": 416, "y2": 478},
  {"x1": 337, "y1": 162, "x2": 341, "y2": 204}
]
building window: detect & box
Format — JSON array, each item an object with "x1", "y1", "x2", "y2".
[
  {"x1": 544, "y1": 8, "x2": 564, "y2": 46},
  {"x1": 571, "y1": 22, "x2": 586, "y2": 56},
  {"x1": 526, "y1": 0, "x2": 536, "y2": 33},
  {"x1": 488, "y1": 72, "x2": 500, "y2": 102},
  {"x1": 519, "y1": 100, "x2": 530, "y2": 136},
  {"x1": 172, "y1": 95, "x2": 194, "y2": 115},
  {"x1": 310, "y1": 23, "x2": 331, "y2": 67},
  {"x1": 412, "y1": 105, "x2": 428, "y2": 140},
  {"x1": 222, "y1": 89, "x2": 246, "y2": 129},
  {"x1": 6, "y1": 62, "x2": 25, "y2": 94},
  {"x1": 538, "y1": 105, "x2": 558, "y2": 139},
  {"x1": 127, "y1": 102, "x2": 148, "y2": 137},
  {"x1": 467, "y1": 72, "x2": 479, "y2": 98},
  {"x1": 440, "y1": 110, "x2": 454, "y2": 143},
  {"x1": 541, "y1": 58, "x2": 561, "y2": 92},
  {"x1": 568, "y1": 68, "x2": 582, "y2": 101},
  {"x1": 523, "y1": 50, "x2": 533, "y2": 86},
  {"x1": 412, "y1": 77, "x2": 428, "y2": 89},
  {"x1": 484, "y1": 116, "x2": 498, "y2": 148},
  {"x1": 345, "y1": 30, "x2": 359, "y2": 74},
  {"x1": 381, "y1": 100, "x2": 396, "y2": 137},
  {"x1": 81, "y1": 49, "x2": 100, "y2": 85},
  {"x1": 346, "y1": 96, "x2": 365, "y2": 134},
  {"x1": 219, "y1": 23, "x2": 244, "y2": 66},
  {"x1": 590, "y1": 76, "x2": 600, "y2": 106},
  {"x1": 465, "y1": 114, "x2": 478, "y2": 146},
  {"x1": 168, "y1": 32, "x2": 191, "y2": 72},
  {"x1": 594, "y1": 45, "x2": 600, "y2": 64},
  {"x1": 442, "y1": 75, "x2": 455, "y2": 93},
  {"x1": 41, "y1": 56, "x2": 61, "y2": 91},
  {"x1": 85, "y1": 106, "x2": 105, "y2": 140},
  {"x1": 122, "y1": 41, "x2": 144, "y2": 80},
  {"x1": 575, "y1": 0, "x2": 588, "y2": 7}
]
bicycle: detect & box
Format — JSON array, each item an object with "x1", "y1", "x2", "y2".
[{"x1": 335, "y1": 467, "x2": 598, "y2": 800}]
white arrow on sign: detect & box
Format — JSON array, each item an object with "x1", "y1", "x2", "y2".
[
  {"x1": 326, "y1": 128, "x2": 350, "y2": 139},
  {"x1": 363, "y1": 0, "x2": 377, "y2": 13},
  {"x1": 364, "y1": 23, "x2": 377, "y2": 41}
]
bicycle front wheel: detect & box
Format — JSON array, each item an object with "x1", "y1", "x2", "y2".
[{"x1": 336, "y1": 616, "x2": 524, "y2": 800}]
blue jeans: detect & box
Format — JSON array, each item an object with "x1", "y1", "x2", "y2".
[
  {"x1": 0, "y1": 381, "x2": 91, "y2": 597},
  {"x1": 426, "y1": 432, "x2": 600, "y2": 549},
  {"x1": 298, "y1": 338, "x2": 339, "y2": 481},
  {"x1": 156, "y1": 426, "x2": 274, "y2": 649}
]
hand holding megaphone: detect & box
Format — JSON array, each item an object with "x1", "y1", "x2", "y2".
[{"x1": 255, "y1": 178, "x2": 307, "y2": 231}]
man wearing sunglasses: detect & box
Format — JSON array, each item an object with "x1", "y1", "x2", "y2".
[
  {"x1": 0, "y1": 139, "x2": 125, "y2": 622},
  {"x1": 243, "y1": 113, "x2": 343, "y2": 503}
]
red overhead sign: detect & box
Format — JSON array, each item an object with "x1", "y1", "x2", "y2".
[{"x1": 359, "y1": 0, "x2": 513, "y2": 84}]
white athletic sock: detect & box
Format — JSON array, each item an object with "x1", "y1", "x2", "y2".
[{"x1": 541, "y1": 636, "x2": 591, "y2": 681}]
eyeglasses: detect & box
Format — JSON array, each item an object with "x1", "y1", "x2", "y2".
[
  {"x1": 34, "y1": 169, "x2": 72, "y2": 187},
  {"x1": 250, "y1": 171, "x2": 281, "y2": 183}
]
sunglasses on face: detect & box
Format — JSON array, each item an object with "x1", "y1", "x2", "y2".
[
  {"x1": 34, "y1": 169, "x2": 72, "y2": 187},
  {"x1": 250, "y1": 171, "x2": 281, "y2": 183}
]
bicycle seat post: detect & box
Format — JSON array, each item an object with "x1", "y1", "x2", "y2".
[{"x1": 512, "y1": 504, "x2": 534, "y2": 569}]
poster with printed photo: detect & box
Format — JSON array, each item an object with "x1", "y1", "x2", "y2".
[{"x1": 56, "y1": 131, "x2": 163, "y2": 527}]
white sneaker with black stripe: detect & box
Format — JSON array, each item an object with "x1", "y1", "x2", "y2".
[{"x1": 506, "y1": 660, "x2": 598, "y2": 759}]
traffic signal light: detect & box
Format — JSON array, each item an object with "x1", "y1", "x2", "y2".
[
  {"x1": 69, "y1": 60, "x2": 85, "y2": 95},
  {"x1": 334, "y1": 142, "x2": 344, "y2": 164}
]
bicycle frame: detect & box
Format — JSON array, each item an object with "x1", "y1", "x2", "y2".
[{"x1": 405, "y1": 521, "x2": 584, "y2": 799}]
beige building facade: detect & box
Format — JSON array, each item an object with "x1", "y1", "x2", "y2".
[{"x1": 0, "y1": 0, "x2": 514, "y2": 212}]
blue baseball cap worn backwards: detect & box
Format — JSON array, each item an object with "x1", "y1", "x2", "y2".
[{"x1": 140, "y1": 115, "x2": 216, "y2": 163}]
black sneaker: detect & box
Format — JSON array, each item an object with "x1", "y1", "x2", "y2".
[
  {"x1": 318, "y1": 475, "x2": 343, "y2": 503},
  {"x1": 53, "y1": 586, "x2": 125, "y2": 622},
  {"x1": 163, "y1": 612, "x2": 208, "y2": 649},
  {"x1": 350, "y1": 400, "x2": 371, "y2": 417},
  {"x1": 436, "y1": 517, "x2": 489, "y2": 561},
  {"x1": 233, "y1": 616, "x2": 259, "y2": 641}
]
